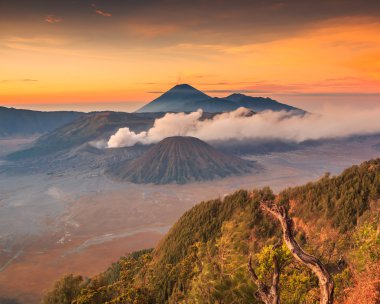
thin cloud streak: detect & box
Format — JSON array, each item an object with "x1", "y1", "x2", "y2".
[
  {"x1": 1, "y1": 79, "x2": 38, "y2": 84},
  {"x1": 91, "y1": 3, "x2": 112, "y2": 17},
  {"x1": 44, "y1": 15, "x2": 63, "y2": 24},
  {"x1": 95, "y1": 9, "x2": 112, "y2": 17}
]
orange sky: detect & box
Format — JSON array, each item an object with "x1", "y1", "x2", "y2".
[{"x1": 1, "y1": 1, "x2": 380, "y2": 112}]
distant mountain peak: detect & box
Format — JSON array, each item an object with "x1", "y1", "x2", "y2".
[
  {"x1": 171, "y1": 83, "x2": 197, "y2": 90},
  {"x1": 136, "y1": 84, "x2": 209, "y2": 113},
  {"x1": 163, "y1": 83, "x2": 207, "y2": 96},
  {"x1": 227, "y1": 93, "x2": 244, "y2": 98},
  {"x1": 136, "y1": 84, "x2": 305, "y2": 114},
  {"x1": 165, "y1": 83, "x2": 206, "y2": 95},
  {"x1": 226, "y1": 92, "x2": 267, "y2": 100}
]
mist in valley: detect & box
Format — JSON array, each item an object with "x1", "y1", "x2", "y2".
[{"x1": 1, "y1": 104, "x2": 380, "y2": 303}]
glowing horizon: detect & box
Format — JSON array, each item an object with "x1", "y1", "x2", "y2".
[{"x1": 1, "y1": 1, "x2": 380, "y2": 111}]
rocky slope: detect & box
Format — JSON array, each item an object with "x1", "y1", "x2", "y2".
[{"x1": 107, "y1": 136, "x2": 256, "y2": 184}]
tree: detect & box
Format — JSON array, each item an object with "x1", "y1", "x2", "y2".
[
  {"x1": 248, "y1": 252, "x2": 280, "y2": 304},
  {"x1": 260, "y1": 200, "x2": 334, "y2": 304},
  {"x1": 186, "y1": 216, "x2": 257, "y2": 304},
  {"x1": 42, "y1": 274, "x2": 85, "y2": 304}
]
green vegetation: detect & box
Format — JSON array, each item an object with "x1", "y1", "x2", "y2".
[
  {"x1": 280, "y1": 159, "x2": 380, "y2": 231},
  {"x1": 43, "y1": 159, "x2": 380, "y2": 303},
  {"x1": 43, "y1": 275, "x2": 85, "y2": 304}
]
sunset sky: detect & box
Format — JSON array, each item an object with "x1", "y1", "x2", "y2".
[{"x1": 1, "y1": 0, "x2": 380, "y2": 112}]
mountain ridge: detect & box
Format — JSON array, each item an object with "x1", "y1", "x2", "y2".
[
  {"x1": 6, "y1": 111, "x2": 163, "y2": 161},
  {"x1": 136, "y1": 84, "x2": 305, "y2": 114},
  {"x1": 0, "y1": 106, "x2": 83, "y2": 137}
]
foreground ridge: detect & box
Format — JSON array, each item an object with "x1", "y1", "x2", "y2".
[{"x1": 44, "y1": 158, "x2": 380, "y2": 303}]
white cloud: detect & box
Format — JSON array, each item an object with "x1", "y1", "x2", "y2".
[{"x1": 107, "y1": 105, "x2": 380, "y2": 148}]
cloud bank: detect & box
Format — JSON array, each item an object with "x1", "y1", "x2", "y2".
[{"x1": 107, "y1": 106, "x2": 380, "y2": 148}]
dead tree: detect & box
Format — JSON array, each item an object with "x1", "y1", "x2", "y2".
[
  {"x1": 248, "y1": 253, "x2": 280, "y2": 304},
  {"x1": 260, "y1": 200, "x2": 334, "y2": 304}
]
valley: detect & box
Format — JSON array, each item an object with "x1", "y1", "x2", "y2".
[{"x1": 0, "y1": 134, "x2": 379, "y2": 303}]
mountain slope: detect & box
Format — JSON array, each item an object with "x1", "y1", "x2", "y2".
[
  {"x1": 136, "y1": 84, "x2": 304, "y2": 114},
  {"x1": 6, "y1": 112, "x2": 163, "y2": 160},
  {"x1": 0, "y1": 106, "x2": 82, "y2": 137},
  {"x1": 45, "y1": 158, "x2": 380, "y2": 303},
  {"x1": 107, "y1": 136, "x2": 255, "y2": 184},
  {"x1": 225, "y1": 93, "x2": 304, "y2": 113},
  {"x1": 180, "y1": 97, "x2": 238, "y2": 113},
  {"x1": 157, "y1": 159, "x2": 380, "y2": 266}
]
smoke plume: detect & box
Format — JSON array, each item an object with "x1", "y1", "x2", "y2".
[{"x1": 107, "y1": 106, "x2": 380, "y2": 148}]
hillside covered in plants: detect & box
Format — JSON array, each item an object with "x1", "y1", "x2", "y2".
[{"x1": 43, "y1": 159, "x2": 380, "y2": 304}]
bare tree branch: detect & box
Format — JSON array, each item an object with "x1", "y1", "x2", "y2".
[{"x1": 260, "y1": 200, "x2": 334, "y2": 304}]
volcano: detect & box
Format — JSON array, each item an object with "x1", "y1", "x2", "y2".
[
  {"x1": 107, "y1": 136, "x2": 256, "y2": 184},
  {"x1": 136, "y1": 84, "x2": 304, "y2": 114},
  {"x1": 136, "y1": 84, "x2": 214, "y2": 113}
]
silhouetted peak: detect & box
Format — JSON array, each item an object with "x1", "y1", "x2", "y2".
[{"x1": 167, "y1": 84, "x2": 204, "y2": 94}]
